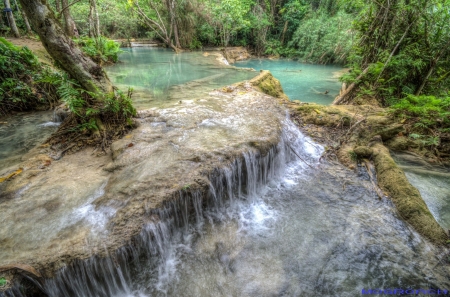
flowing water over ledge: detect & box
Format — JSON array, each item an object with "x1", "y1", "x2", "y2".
[
  {"x1": 1, "y1": 51, "x2": 449, "y2": 297},
  {"x1": 4, "y1": 118, "x2": 447, "y2": 297}
]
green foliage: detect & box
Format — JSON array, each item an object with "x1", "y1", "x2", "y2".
[
  {"x1": 66, "y1": 0, "x2": 147, "y2": 38},
  {"x1": 289, "y1": 10, "x2": 355, "y2": 64},
  {"x1": 391, "y1": 94, "x2": 450, "y2": 149},
  {"x1": 344, "y1": 0, "x2": 450, "y2": 105},
  {"x1": 74, "y1": 36, "x2": 122, "y2": 64},
  {"x1": 39, "y1": 71, "x2": 136, "y2": 131},
  {"x1": 0, "y1": 37, "x2": 52, "y2": 114},
  {"x1": 104, "y1": 89, "x2": 136, "y2": 119},
  {"x1": 0, "y1": 277, "x2": 6, "y2": 287},
  {"x1": 391, "y1": 95, "x2": 450, "y2": 128}
]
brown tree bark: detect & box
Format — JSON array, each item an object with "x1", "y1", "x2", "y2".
[
  {"x1": 18, "y1": 0, "x2": 112, "y2": 94},
  {"x1": 4, "y1": 0, "x2": 20, "y2": 37},
  {"x1": 13, "y1": 0, "x2": 32, "y2": 34},
  {"x1": 133, "y1": 0, "x2": 180, "y2": 51},
  {"x1": 61, "y1": 0, "x2": 78, "y2": 37},
  {"x1": 55, "y1": 0, "x2": 60, "y2": 12}
]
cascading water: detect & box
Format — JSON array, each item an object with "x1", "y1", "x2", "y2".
[{"x1": 4, "y1": 116, "x2": 449, "y2": 297}]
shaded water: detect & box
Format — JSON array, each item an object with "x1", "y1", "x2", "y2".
[
  {"x1": 106, "y1": 48, "x2": 256, "y2": 109},
  {"x1": 0, "y1": 111, "x2": 58, "y2": 172},
  {"x1": 234, "y1": 59, "x2": 343, "y2": 104},
  {"x1": 29, "y1": 119, "x2": 450, "y2": 297}
]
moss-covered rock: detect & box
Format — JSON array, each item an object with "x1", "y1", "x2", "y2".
[{"x1": 249, "y1": 70, "x2": 288, "y2": 100}]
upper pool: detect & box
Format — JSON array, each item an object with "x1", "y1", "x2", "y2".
[
  {"x1": 106, "y1": 48, "x2": 256, "y2": 109},
  {"x1": 234, "y1": 59, "x2": 344, "y2": 105}
]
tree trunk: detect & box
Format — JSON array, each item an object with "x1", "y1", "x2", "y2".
[
  {"x1": 13, "y1": 0, "x2": 32, "y2": 34},
  {"x1": 4, "y1": 0, "x2": 20, "y2": 37},
  {"x1": 415, "y1": 39, "x2": 450, "y2": 96},
  {"x1": 332, "y1": 67, "x2": 369, "y2": 105},
  {"x1": 88, "y1": 2, "x2": 94, "y2": 37},
  {"x1": 61, "y1": 0, "x2": 78, "y2": 37},
  {"x1": 169, "y1": 0, "x2": 180, "y2": 48},
  {"x1": 173, "y1": 21, "x2": 181, "y2": 49},
  {"x1": 280, "y1": 21, "x2": 288, "y2": 45},
  {"x1": 55, "y1": 0, "x2": 60, "y2": 12},
  {"x1": 90, "y1": 0, "x2": 100, "y2": 37},
  {"x1": 18, "y1": 0, "x2": 112, "y2": 94}
]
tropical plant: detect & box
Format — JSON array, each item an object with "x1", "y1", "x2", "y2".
[{"x1": 74, "y1": 36, "x2": 122, "y2": 64}]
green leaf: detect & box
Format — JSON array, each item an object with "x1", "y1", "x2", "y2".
[{"x1": 0, "y1": 277, "x2": 7, "y2": 287}]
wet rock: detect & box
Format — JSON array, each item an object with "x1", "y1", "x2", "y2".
[
  {"x1": 223, "y1": 47, "x2": 250, "y2": 64},
  {"x1": 0, "y1": 82, "x2": 284, "y2": 277},
  {"x1": 110, "y1": 138, "x2": 131, "y2": 160},
  {"x1": 53, "y1": 103, "x2": 69, "y2": 123}
]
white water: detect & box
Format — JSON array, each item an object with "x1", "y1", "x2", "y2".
[{"x1": 13, "y1": 118, "x2": 446, "y2": 297}]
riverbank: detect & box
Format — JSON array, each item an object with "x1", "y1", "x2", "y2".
[{"x1": 287, "y1": 101, "x2": 449, "y2": 245}]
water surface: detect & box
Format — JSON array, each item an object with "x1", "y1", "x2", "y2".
[
  {"x1": 0, "y1": 111, "x2": 58, "y2": 172},
  {"x1": 234, "y1": 59, "x2": 343, "y2": 104},
  {"x1": 394, "y1": 153, "x2": 450, "y2": 230},
  {"x1": 44, "y1": 120, "x2": 450, "y2": 297},
  {"x1": 106, "y1": 48, "x2": 256, "y2": 109}
]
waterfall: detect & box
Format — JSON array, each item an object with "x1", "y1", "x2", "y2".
[{"x1": 2, "y1": 117, "x2": 323, "y2": 297}]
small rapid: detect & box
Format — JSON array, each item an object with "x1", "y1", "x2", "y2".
[{"x1": 5, "y1": 117, "x2": 448, "y2": 297}]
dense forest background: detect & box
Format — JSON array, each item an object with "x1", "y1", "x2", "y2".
[{"x1": 1, "y1": 0, "x2": 449, "y2": 155}]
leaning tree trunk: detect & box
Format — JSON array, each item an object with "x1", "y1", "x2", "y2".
[
  {"x1": 13, "y1": 0, "x2": 32, "y2": 34},
  {"x1": 61, "y1": 0, "x2": 78, "y2": 37},
  {"x1": 18, "y1": 0, "x2": 112, "y2": 94},
  {"x1": 4, "y1": 0, "x2": 20, "y2": 37}
]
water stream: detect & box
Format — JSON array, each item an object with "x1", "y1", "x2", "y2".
[
  {"x1": 2, "y1": 49, "x2": 450, "y2": 297},
  {"x1": 394, "y1": 153, "x2": 450, "y2": 230},
  {"x1": 10, "y1": 118, "x2": 446, "y2": 297}
]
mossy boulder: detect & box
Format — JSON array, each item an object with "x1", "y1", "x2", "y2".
[{"x1": 249, "y1": 70, "x2": 288, "y2": 100}]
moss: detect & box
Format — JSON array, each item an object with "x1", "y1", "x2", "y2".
[
  {"x1": 353, "y1": 146, "x2": 373, "y2": 157},
  {"x1": 295, "y1": 104, "x2": 354, "y2": 127},
  {"x1": 371, "y1": 141, "x2": 448, "y2": 245},
  {"x1": 249, "y1": 70, "x2": 288, "y2": 100}
]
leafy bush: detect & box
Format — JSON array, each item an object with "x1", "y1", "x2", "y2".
[
  {"x1": 75, "y1": 36, "x2": 122, "y2": 64},
  {"x1": 390, "y1": 94, "x2": 450, "y2": 148},
  {"x1": 0, "y1": 37, "x2": 55, "y2": 114},
  {"x1": 289, "y1": 11, "x2": 354, "y2": 64}
]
